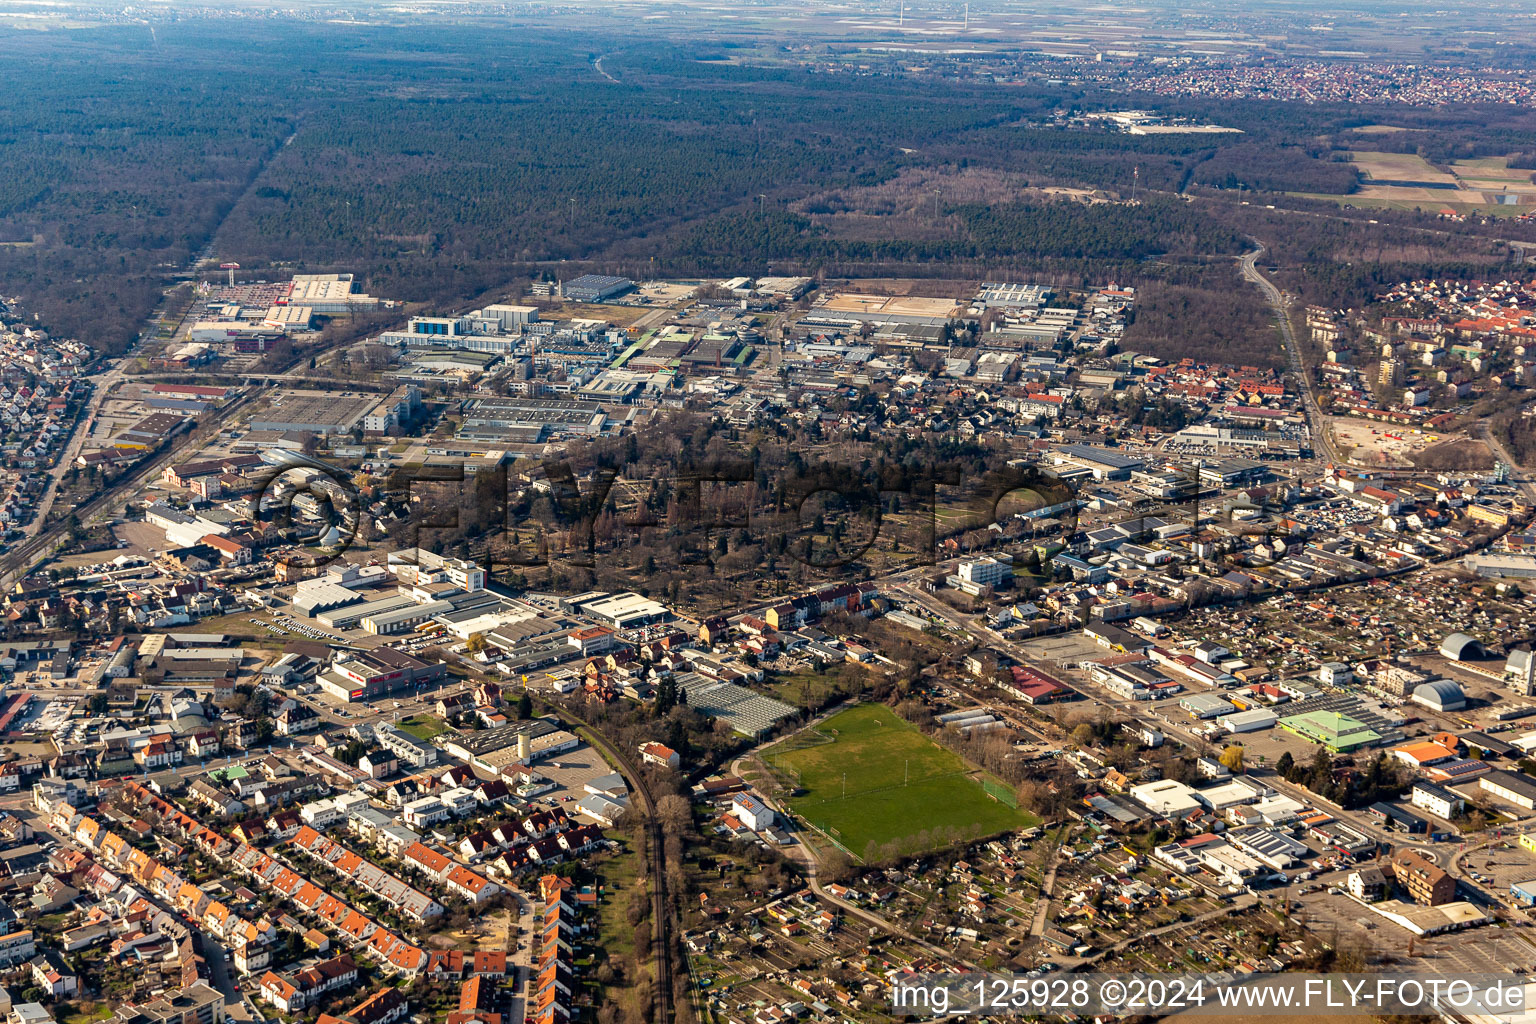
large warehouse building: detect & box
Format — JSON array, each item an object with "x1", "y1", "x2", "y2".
[
  {"x1": 572, "y1": 592, "x2": 670, "y2": 629},
  {"x1": 456, "y1": 396, "x2": 609, "y2": 442},
  {"x1": 250, "y1": 391, "x2": 377, "y2": 434},
  {"x1": 561, "y1": 275, "x2": 634, "y2": 303},
  {"x1": 1278, "y1": 710, "x2": 1381, "y2": 753},
  {"x1": 286, "y1": 273, "x2": 380, "y2": 314},
  {"x1": 1439, "y1": 632, "x2": 1486, "y2": 662}
]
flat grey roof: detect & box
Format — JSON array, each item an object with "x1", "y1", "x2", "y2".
[{"x1": 1056, "y1": 443, "x2": 1142, "y2": 469}]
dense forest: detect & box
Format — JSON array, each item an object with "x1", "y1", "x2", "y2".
[
  {"x1": 4, "y1": 22, "x2": 1536, "y2": 355},
  {"x1": 1186, "y1": 142, "x2": 1360, "y2": 195},
  {"x1": 0, "y1": 35, "x2": 294, "y2": 350},
  {"x1": 668, "y1": 197, "x2": 1245, "y2": 267},
  {"x1": 1123, "y1": 277, "x2": 1284, "y2": 369}
]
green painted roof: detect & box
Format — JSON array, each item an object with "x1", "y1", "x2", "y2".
[
  {"x1": 612, "y1": 343, "x2": 643, "y2": 368},
  {"x1": 1279, "y1": 710, "x2": 1380, "y2": 747}
]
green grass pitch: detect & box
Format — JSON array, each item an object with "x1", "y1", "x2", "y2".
[{"x1": 765, "y1": 703, "x2": 1037, "y2": 859}]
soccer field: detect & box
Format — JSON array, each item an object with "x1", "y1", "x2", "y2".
[{"x1": 766, "y1": 703, "x2": 1036, "y2": 860}]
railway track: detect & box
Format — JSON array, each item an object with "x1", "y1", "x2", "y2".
[
  {"x1": 0, "y1": 393, "x2": 254, "y2": 587},
  {"x1": 532, "y1": 696, "x2": 676, "y2": 1024},
  {"x1": 0, "y1": 303, "x2": 403, "y2": 589}
]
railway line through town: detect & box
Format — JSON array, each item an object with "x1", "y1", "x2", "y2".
[
  {"x1": 1239, "y1": 243, "x2": 1344, "y2": 467},
  {"x1": 0, "y1": 391, "x2": 255, "y2": 589},
  {"x1": 527, "y1": 694, "x2": 677, "y2": 1024}
]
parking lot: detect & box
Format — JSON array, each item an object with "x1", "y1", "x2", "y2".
[
  {"x1": 1461, "y1": 838, "x2": 1536, "y2": 902},
  {"x1": 1287, "y1": 497, "x2": 1379, "y2": 531},
  {"x1": 527, "y1": 746, "x2": 613, "y2": 802},
  {"x1": 1016, "y1": 632, "x2": 1107, "y2": 667},
  {"x1": 1422, "y1": 929, "x2": 1536, "y2": 974},
  {"x1": 251, "y1": 614, "x2": 346, "y2": 645},
  {"x1": 1289, "y1": 886, "x2": 1388, "y2": 944}
]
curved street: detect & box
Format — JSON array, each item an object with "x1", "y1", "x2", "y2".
[
  {"x1": 1238, "y1": 245, "x2": 1344, "y2": 466},
  {"x1": 1470, "y1": 417, "x2": 1536, "y2": 503}
]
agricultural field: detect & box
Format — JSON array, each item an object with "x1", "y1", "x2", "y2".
[
  {"x1": 1311, "y1": 150, "x2": 1536, "y2": 211},
  {"x1": 1349, "y1": 150, "x2": 1457, "y2": 185},
  {"x1": 1450, "y1": 155, "x2": 1536, "y2": 182},
  {"x1": 1449, "y1": 155, "x2": 1536, "y2": 206},
  {"x1": 765, "y1": 703, "x2": 1036, "y2": 860}
]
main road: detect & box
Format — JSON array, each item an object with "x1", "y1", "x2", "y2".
[
  {"x1": 4, "y1": 128, "x2": 311, "y2": 583},
  {"x1": 1470, "y1": 417, "x2": 1536, "y2": 504},
  {"x1": 24, "y1": 346, "x2": 141, "y2": 543},
  {"x1": 0, "y1": 390, "x2": 253, "y2": 590},
  {"x1": 1238, "y1": 245, "x2": 1344, "y2": 466}
]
